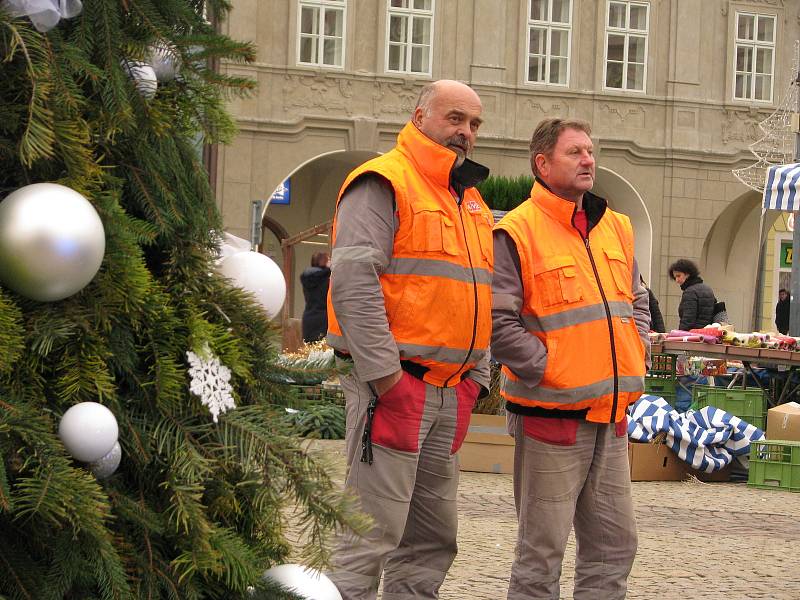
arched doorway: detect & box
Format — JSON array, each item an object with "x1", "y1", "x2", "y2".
[
  {"x1": 700, "y1": 190, "x2": 778, "y2": 330},
  {"x1": 592, "y1": 167, "x2": 653, "y2": 282},
  {"x1": 263, "y1": 150, "x2": 380, "y2": 321}
]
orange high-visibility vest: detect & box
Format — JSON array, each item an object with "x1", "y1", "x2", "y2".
[
  {"x1": 327, "y1": 122, "x2": 494, "y2": 387},
  {"x1": 495, "y1": 182, "x2": 645, "y2": 423}
]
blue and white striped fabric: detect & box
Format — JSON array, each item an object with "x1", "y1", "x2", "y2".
[
  {"x1": 627, "y1": 394, "x2": 765, "y2": 473},
  {"x1": 764, "y1": 163, "x2": 800, "y2": 211}
]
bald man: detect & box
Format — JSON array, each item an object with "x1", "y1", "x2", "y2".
[{"x1": 326, "y1": 80, "x2": 494, "y2": 599}]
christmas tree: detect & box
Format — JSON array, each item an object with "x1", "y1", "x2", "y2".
[{"x1": 0, "y1": 2, "x2": 361, "y2": 598}]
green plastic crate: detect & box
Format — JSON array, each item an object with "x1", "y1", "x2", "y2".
[
  {"x1": 748, "y1": 440, "x2": 800, "y2": 492},
  {"x1": 691, "y1": 385, "x2": 766, "y2": 430},
  {"x1": 645, "y1": 376, "x2": 677, "y2": 396}
]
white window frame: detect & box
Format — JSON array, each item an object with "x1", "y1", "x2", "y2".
[
  {"x1": 385, "y1": 0, "x2": 435, "y2": 76},
  {"x1": 733, "y1": 11, "x2": 776, "y2": 103},
  {"x1": 525, "y1": 0, "x2": 572, "y2": 86},
  {"x1": 296, "y1": 0, "x2": 347, "y2": 69},
  {"x1": 602, "y1": 0, "x2": 649, "y2": 93}
]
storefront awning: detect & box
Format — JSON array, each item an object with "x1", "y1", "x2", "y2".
[{"x1": 764, "y1": 162, "x2": 800, "y2": 211}]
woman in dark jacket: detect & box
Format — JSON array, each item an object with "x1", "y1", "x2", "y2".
[
  {"x1": 776, "y1": 288, "x2": 791, "y2": 335},
  {"x1": 300, "y1": 251, "x2": 331, "y2": 343},
  {"x1": 668, "y1": 258, "x2": 717, "y2": 331}
]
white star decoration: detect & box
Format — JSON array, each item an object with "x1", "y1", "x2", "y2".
[{"x1": 187, "y1": 344, "x2": 235, "y2": 423}]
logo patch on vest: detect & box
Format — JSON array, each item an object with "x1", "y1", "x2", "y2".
[{"x1": 466, "y1": 200, "x2": 483, "y2": 213}]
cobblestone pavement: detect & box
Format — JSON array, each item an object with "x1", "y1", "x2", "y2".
[{"x1": 307, "y1": 440, "x2": 800, "y2": 599}]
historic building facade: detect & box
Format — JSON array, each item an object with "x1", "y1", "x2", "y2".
[{"x1": 215, "y1": 0, "x2": 799, "y2": 331}]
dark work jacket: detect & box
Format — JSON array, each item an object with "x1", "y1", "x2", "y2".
[
  {"x1": 647, "y1": 287, "x2": 666, "y2": 333},
  {"x1": 300, "y1": 266, "x2": 331, "y2": 342},
  {"x1": 678, "y1": 275, "x2": 716, "y2": 331},
  {"x1": 776, "y1": 297, "x2": 791, "y2": 335}
]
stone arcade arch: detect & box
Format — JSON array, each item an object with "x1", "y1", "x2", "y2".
[{"x1": 262, "y1": 149, "x2": 379, "y2": 320}]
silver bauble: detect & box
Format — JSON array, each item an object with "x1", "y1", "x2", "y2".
[
  {"x1": 149, "y1": 44, "x2": 178, "y2": 82},
  {"x1": 121, "y1": 60, "x2": 158, "y2": 99},
  {"x1": 0, "y1": 183, "x2": 105, "y2": 301},
  {"x1": 88, "y1": 441, "x2": 121, "y2": 479}
]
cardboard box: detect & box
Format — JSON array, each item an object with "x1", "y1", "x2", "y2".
[
  {"x1": 766, "y1": 402, "x2": 800, "y2": 442},
  {"x1": 459, "y1": 414, "x2": 514, "y2": 474},
  {"x1": 628, "y1": 442, "x2": 688, "y2": 481}
]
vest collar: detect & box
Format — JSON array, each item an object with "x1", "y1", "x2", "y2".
[
  {"x1": 529, "y1": 180, "x2": 608, "y2": 230},
  {"x1": 396, "y1": 122, "x2": 488, "y2": 192}
]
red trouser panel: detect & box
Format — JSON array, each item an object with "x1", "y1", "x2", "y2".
[
  {"x1": 371, "y1": 372, "x2": 427, "y2": 452},
  {"x1": 452, "y1": 378, "x2": 479, "y2": 453},
  {"x1": 523, "y1": 415, "x2": 629, "y2": 445}
]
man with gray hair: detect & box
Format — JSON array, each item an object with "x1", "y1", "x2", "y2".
[
  {"x1": 326, "y1": 80, "x2": 494, "y2": 599},
  {"x1": 492, "y1": 117, "x2": 650, "y2": 599}
]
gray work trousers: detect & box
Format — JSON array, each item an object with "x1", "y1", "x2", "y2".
[
  {"x1": 506, "y1": 415, "x2": 638, "y2": 600},
  {"x1": 329, "y1": 367, "x2": 476, "y2": 600}
]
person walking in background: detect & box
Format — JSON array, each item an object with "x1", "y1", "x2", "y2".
[
  {"x1": 300, "y1": 251, "x2": 331, "y2": 343},
  {"x1": 491, "y1": 117, "x2": 649, "y2": 599},
  {"x1": 776, "y1": 288, "x2": 791, "y2": 335},
  {"x1": 668, "y1": 258, "x2": 717, "y2": 331},
  {"x1": 326, "y1": 80, "x2": 493, "y2": 599},
  {"x1": 642, "y1": 275, "x2": 665, "y2": 332}
]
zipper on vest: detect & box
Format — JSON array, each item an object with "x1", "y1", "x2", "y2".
[
  {"x1": 444, "y1": 202, "x2": 479, "y2": 388},
  {"x1": 581, "y1": 234, "x2": 619, "y2": 423}
]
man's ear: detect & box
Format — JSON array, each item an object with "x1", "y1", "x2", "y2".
[
  {"x1": 534, "y1": 153, "x2": 548, "y2": 178},
  {"x1": 412, "y1": 107, "x2": 424, "y2": 128}
]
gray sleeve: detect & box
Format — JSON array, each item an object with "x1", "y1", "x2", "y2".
[
  {"x1": 466, "y1": 352, "x2": 491, "y2": 396},
  {"x1": 631, "y1": 258, "x2": 652, "y2": 368},
  {"x1": 490, "y1": 230, "x2": 548, "y2": 387},
  {"x1": 330, "y1": 174, "x2": 401, "y2": 381}
]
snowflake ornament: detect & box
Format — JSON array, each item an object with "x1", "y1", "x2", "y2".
[{"x1": 186, "y1": 343, "x2": 235, "y2": 423}]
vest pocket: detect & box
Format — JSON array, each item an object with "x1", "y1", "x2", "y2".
[
  {"x1": 471, "y1": 212, "x2": 493, "y2": 265},
  {"x1": 533, "y1": 255, "x2": 583, "y2": 306},
  {"x1": 603, "y1": 248, "x2": 633, "y2": 300},
  {"x1": 412, "y1": 208, "x2": 458, "y2": 255}
]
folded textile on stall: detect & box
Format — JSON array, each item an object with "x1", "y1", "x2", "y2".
[
  {"x1": 665, "y1": 330, "x2": 720, "y2": 344},
  {"x1": 627, "y1": 395, "x2": 765, "y2": 472}
]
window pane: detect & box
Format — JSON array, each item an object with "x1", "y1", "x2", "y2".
[
  {"x1": 411, "y1": 17, "x2": 430, "y2": 44},
  {"x1": 411, "y1": 45, "x2": 429, "y2": 72},
  {"x1": 528, "y1": 56, "x2": 545, "y2": 82},
  {"x1": 299, "y1": 36, "x2": 316, "y2": 63},
  {"x1": 755, "y1": 74, "x2": 771, "y2": 101},
  {"x1": 607, "y1": 34, "x2": 624, "y2": 62},
  {"x1": 550, "y1": 29, "x2": 569, "y2": 58},
  {"x1": 628, "y1": 35, "x2": 645, "y2": 63},
  {"x1": 608, "y1": 2, "x2": 625, "y2": 28},
  {"x1": 735, "y1": 73, "x2": 751, "y2": 98},
  {"x1": 300, "y1": 6, "x2": 319, "y2": 34},
  {"x1": 757, "y1": 16, "x2": 774, "y2": 43},
  {"x1": 413, "y1": 0, "x2": 432, "y2": 9},
  {"x1": 391, "y1": 0, "x2": 408, "y2": 7},
  {"x1": 629, "y1": 4, "x2": 647, "y2": 30},
  {"x1": 530, "y1": 0, "x2": 547, "y2": 21},
  {"x1": 388, "y1": 44, "x2": 404, "y2": 70},
  {"x1": 755, "y1": 47, "x2": 772, "y2": 75},
  {"x1": 552, "y1": 0, "x2": 570, "y2": 23},
  {"x1": 737, "y1": 14, "x2": 755, "y2": 40},
  {"x1": 323, "y1": 9, "x2": 343, "y2": 36},
  {"x1": 323, "y1": 38, "x2": 342, "y2": 65},
  {"x1": 736, "y1": 46, "x2": 753, "y2": 73},
  {"x1": 529, "y1": 27, "x2": 545, "y2": 54},
  {"x1": 627, "y1": 63, "x2": 644, "y2": 90},
  {"x1": 549, "y1": 57, "x2": 567, "y2": 84},
  {"x1": 389, "y1": 15, "x2": 407, "y2": 42},
  {"x1": 606, "y1": 61, "x2": 623, "y2": 88}
]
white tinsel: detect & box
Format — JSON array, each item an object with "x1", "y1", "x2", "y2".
[{"x1": 187, "y1": 343, "x2": 235, "y2": 423}]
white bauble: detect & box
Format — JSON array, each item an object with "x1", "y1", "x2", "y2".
[
  {"x1": 121, "y1": 60, "x2": 158, "y2": 99},
  {"x1": 0, "y1": 183, "x2": 105, "y2": 301},
  {"x1": 262, "y1": 564, "x2": 341, "y2": 600},
  {"x1": 88, "y1": 441, "x2": 121, "y2": 479},
  {"x1": 149, "y1": 44, "x2": 178, "y2": 82},
  {"x1": 218, "y1": 251, "x2": 286, "y2": 318},
  {"x1": 58, "y1": 402, "x2": 119, "y2": 463}
]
